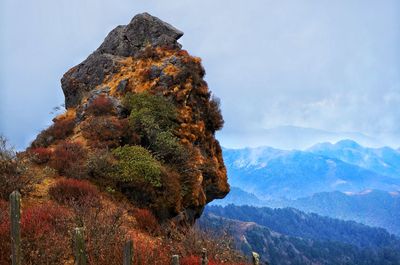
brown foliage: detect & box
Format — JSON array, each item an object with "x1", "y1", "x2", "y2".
[
  {"x1": 181, "y1": 256, "x2": 249, "y2": 265},
  {"x1": 0, "y1": 199, "x2": 10, "y2": 264},
  {"x1": 153, "y1": 167, "x2": 182, "y2": 219},
  {"x1": 0, "y1": 136, "x2": 34, "y2": 200},
  {"x1": 170, "y1": 227, "x2": 248, "y2": 265},
  {"x1": 206, "y1": 96, "x2": 224, "y2": 132},
  {"x1": 86, "y1": 95, "x2": 115, "y2": 116},
  {"x1": 81, "y1": 116, "x2": 129, "y2": 148},
  {"x1": 85, "y1": 148, "x2": 115, "y2": 181},
  {"x1": 134, "y1": 208, "x2": 161, "y2": 236},
  {"x1": 78, "y1": 204, "x2": 127, "y2": 265},
  {"x1": 49, "y1": 178, "x2": 100, "y2": 207},
  {"x1": 31, "y1": 117, "x2": 75, "y2": 147},
  {"x1": 51, "y1": 141, "x2": 87, "y2": 178},
  {"x1": 29, "y1": 147, "x2": 53, "y2": 164},
  {"x1": 132, "y1": 237, "x2": 171, "y2": 265}
]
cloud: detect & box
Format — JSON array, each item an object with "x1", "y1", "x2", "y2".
[{"x1": 1, "y1": 0, "x2": 399, "y2": 149}]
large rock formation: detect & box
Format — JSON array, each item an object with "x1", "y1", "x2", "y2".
[
  {"x1": 61, "y1": 13, "x2": 183, "y2": 109},
  {"x1": 55, "y1": 13, "x2": 229, "y2": 224}
]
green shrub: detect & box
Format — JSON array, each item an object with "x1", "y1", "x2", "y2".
[
  {"x1": 86, "y1": 149, "x2": 115, "y2": 180},
  {"x1": 124, "y1": 92, "x2": 176, "y2": 143},
  {"x1": 112, "y1": 146, "x2": 162, "y2": 188},
  {"x1": 123, "y1": 92, "x2": 187, "y2": 164}
]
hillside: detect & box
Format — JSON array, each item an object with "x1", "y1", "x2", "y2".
[
  {"x1": 0, "y1": 13, "x2": 249, "y2": 265},
  {"x1": 286, "y1": 190, "x2": 400, "y2": 236},
  {"x1": 200, "y1": 205, "x2": 400, "y2": 265},
  {"x1": 213, "y1": 186, "x2": 400, "y2": 235}
]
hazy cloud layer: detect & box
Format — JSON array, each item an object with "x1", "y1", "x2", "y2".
[{"x1": 1, "y1": 0, "x2": 399, "y2": 149}]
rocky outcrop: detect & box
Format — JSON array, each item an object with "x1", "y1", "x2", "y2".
[
  {"x1": 61, "y1": 13, "x2": 183, "y2": 109},
  {"x1": 57, "y1": 13, "x2": 229, "y2": 224}
]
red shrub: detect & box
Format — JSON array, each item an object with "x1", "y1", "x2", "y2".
[
  {"x1": 132, "y1": 237, "x2": 170, "y2": 265},
  {"x1": 31, "y1": 115, "x2": 76, "y2": 148},
  {"x1": 50, "y1": 118, "x2": 76, "y2": 139},
  {"x1": 49, "y1": 178, "x2": 100, "y2": 207},
  {"x1": 86, "y1": 95, "x2": 115, "y2": 116},
  {"x1": 21, "y1": 202, "x2": 72, "y2": 237},
  {"x1": 51, "y1": 141, "x2": 87, "y2": 178},
  {"x1": 135, "y1": 208, "x2": 161, "y2": 235},
  {"x1": 29, "y1": 147, "x2": 53, "y2": 164},
  {"x1": 21, "y1": 202, "x2": 73, "y2": 264},
  {"x1": 0, "y1": 199, "x2": 10, "y2": 265},
  {"x1": 0, "y1": 201, "x2": 73, "y2": 265},
  {"x1": 181, "y1": 255, "x2": 201, "y2": 265},
  {"x1": 81, "y1": 116, "x2": 128, "y2": 148},
  {"x1": 181, "y1": 256, "x2": 249, "y2": 265}
]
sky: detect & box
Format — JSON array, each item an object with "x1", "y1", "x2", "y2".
[{"x1": 1, "y1": 0, "x2": 399, "y2": 150}]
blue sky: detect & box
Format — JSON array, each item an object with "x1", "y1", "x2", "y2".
[{"x1": 1, "y1": 0, "x2": 399, "y2": 149}]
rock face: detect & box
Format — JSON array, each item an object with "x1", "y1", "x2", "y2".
[
  {"x1": 58, "y1": 13, "x2": 229, "y2": 224},
  {"x1": 62, "y1": 13, "x2": 183, "y2": 109}
]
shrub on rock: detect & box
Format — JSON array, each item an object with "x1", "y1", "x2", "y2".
[
  {"x1": 112, "y1": 145, "x2": 162, "y2": 188},
  {"x1": 86, "y1": 95, "x2": 115, "y2": 116},
  {"x1": 81, "y1": 116, "x2": 128, "y2": 148}
]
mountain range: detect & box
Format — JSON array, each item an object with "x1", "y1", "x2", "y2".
[
  {"x1": 217, "y1": 140, "x2": 400, "y2": 235},
  {"x1": 309, "y1": 139, "x2": 400, "y2": 178},
  {"x1": 223, "y1": 140, "x2": 400, "y2": 200},
  {"x1": 199, "y1": 205, "x2": 400, "y2": 265},
  {"x1": 212, "y1": 187, "x2": 400, "y2": 236}
]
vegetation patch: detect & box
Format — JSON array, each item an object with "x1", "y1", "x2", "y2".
[
  {"x1": 31, "y1": 116, "x2": 76, "y2": 148},
  {"x1": 29, "y1": 147, "x2": 53, "y2": 164},
  {"x1": 49, "y1": 178, "x2": 100, "y2": 207},
  {"x1": 51, "y1": 141, "x2": 87, "y2": 178},
  {"x1": 112, "y1": 145, "x2": 162, "y2": 188},
  {"x1": 123, "y1": 92, "x2": 186, "y2": 163},
  {"x1": 81, "y1": 116, "x2": 128, "y2": 148},
  {"x1": 86, "y1": 95, "x2": 115, "y2": 116}
]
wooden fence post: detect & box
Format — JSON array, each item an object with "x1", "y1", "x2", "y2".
[
  {"x1": 73, "y1": 227, "x2": 87, "y2": 265},
  {"x1": 123, "y1": 240, "x2": 133, "y2": 265},
  {"x1": 171, "y1": 254, "x2": 180, "y2": 265},
  {"x1": 252, "y1": 252, "x2": 260, "y2": 265},
  {"x1": 10, "y1": 191, "x2": 21, "y2": 265},
  {"x1": 201, "y1": 248, "x2": 208, "y2": 265}
]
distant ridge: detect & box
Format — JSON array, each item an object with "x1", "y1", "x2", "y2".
[
  {"x1": 223, "y1": 144, "x2": 400, "y2": 199},
  {"x1": 219, "y1": 125, "x2": 386, "y2": 149},
  {"x1": 218, "y1": 140, "x2": 400, "y2": 235},
  {"x1": 308, "y1": 139, "x2": 400, "y2": 178}
]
